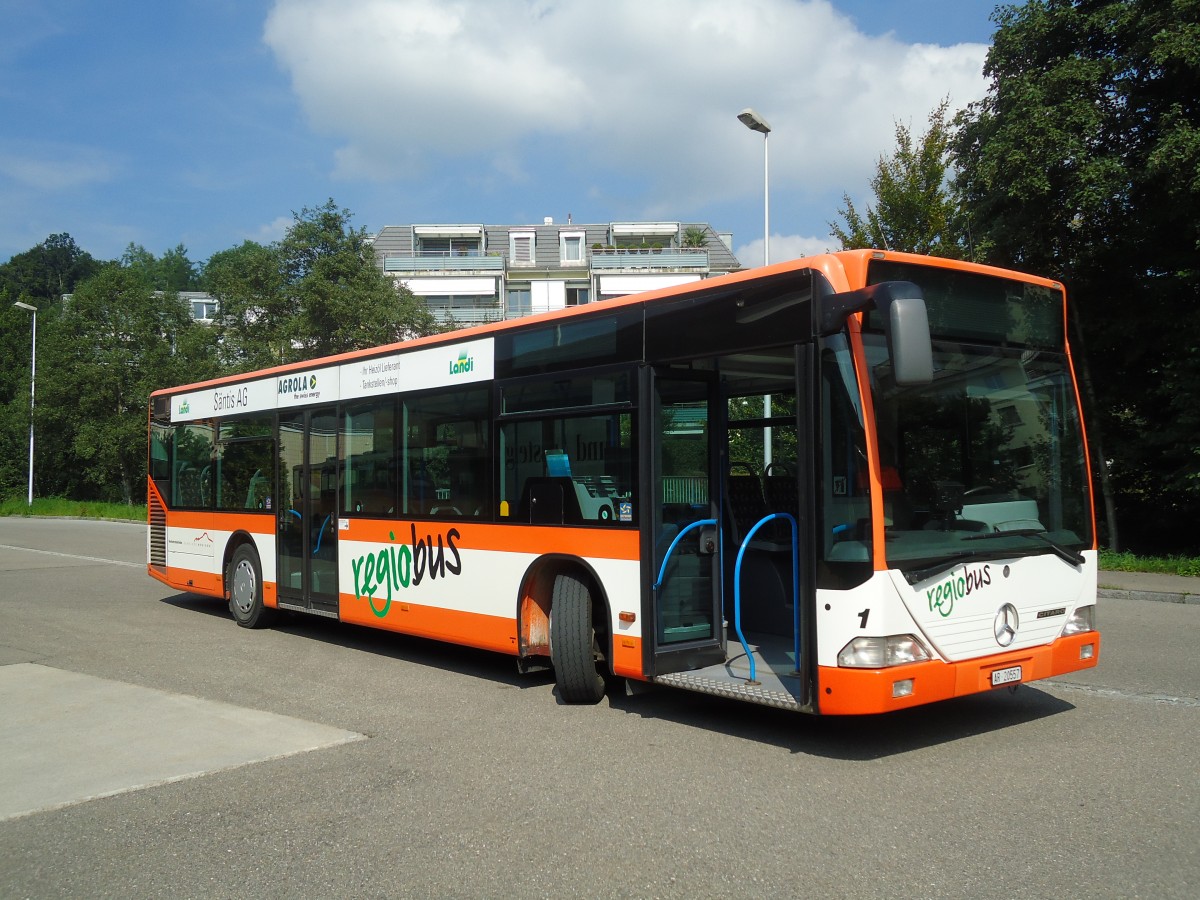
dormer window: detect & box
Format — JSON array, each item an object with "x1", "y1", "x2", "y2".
[
  {"x1": 560, "y1": 231, "x2": 585, "y2": 264},
  {"x1": 510, "y1": 232, "x2": 535, "y2": 266}
]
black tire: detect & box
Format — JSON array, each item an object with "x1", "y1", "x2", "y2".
[
  {"x1": 550, "y1": 572, "x2": 606, "y2": 704},
  {"x1": 228, "y1": 543, "x2": 273, "y2": 629}
]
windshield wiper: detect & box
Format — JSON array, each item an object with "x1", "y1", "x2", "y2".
[
  {"x1": 902, "y1": 550, "x2": 1005, "y2": 585},
  {"x1": 900, "y1": 531, "x2": 1085, "y2": 585},
  {"x1": 964, "y1": 528, "x2": 1086, "y2": 567}
]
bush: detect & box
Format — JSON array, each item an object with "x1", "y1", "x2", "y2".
[{"x1": 1099, "y1": 548, "x2": 1200, "y2": 577}]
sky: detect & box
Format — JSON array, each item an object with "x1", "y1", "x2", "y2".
[{"x1": 0, "y1": 0, "x2": 1001, "y2": 270}]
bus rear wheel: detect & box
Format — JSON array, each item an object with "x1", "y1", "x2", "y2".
[
  {"x1": 228, "y1": 544, "x2": 273, "y2": 629},
  {"x1": 550, "y1": 572, "x2": 606, "y2": 704}
]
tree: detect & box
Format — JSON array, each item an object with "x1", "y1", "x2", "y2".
[
  {"x1": 204, "y1": 240, "x2": 289, "y2": 371},
  {"x1": 831, "y1": 99, "x2": 968, "y2": 257},
  {"x1": 0, "y1": 234, "x2": 102, "y2": 500},
  {"x1": 206, "y1": 200, "x2": 438, "y2": 372},
  {"x1": 952, "y1": 0, "x2": 1200, "y2": 553},
  {"x1": 278, "y1": 200, "x2": 438, "y2": 359},
  {"x1": 38, "y1": 265, "x2": 218, "y2": 503},
  {"x1": 121, "y1": 243, "x2": 203, "y2": 292},
  {"x1": 0, "y1": 233, "x2": 101, "y2": 305}
]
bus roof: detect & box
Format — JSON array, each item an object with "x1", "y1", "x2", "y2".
[{"x1": 151, "y1": 250, "x2": 1064, "y2": 398}]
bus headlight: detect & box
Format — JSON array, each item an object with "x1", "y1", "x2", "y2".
[
  {"x1": 837, "y1": 635, "x2": 931, "y2": 668},
  {"x1": 1062, "y1": 604, "x2": 1096, "y2": 635}
]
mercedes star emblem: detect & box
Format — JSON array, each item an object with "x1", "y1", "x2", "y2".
[{"x1": 994, "y1": 603, "x2": 1020, "y2": 647}]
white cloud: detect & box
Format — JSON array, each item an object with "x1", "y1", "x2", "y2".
[
  {"x1": 0, "y1": 143, "x2": 116, "y2": 191},
  {"x1": 737, "y1": 233, "x2": 838, "y2": 268},
  {"x1": 248, "y1": 215, "x2": 294, "y2": 245},
  {"x1": 263, "y1": 0, "x2": 987, "y2": 221}
]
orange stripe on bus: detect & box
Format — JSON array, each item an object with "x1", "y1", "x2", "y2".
[
  {"x1": 163, "y1": 510, "x2": 274, "y2": 533},
  {"x1": 338, "y1": 593, "x2": 518, "y2": 655},
  {"x1": 339, "y1": 519, "x2": 640, "y2": 559}
]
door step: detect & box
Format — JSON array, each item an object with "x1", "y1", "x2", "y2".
[
  {"x1": 654, "y1": 670, "x2": 804, "y2": 711},
  {"x1": 277, "y1": 601, "x2": 339, "y2": 619}
]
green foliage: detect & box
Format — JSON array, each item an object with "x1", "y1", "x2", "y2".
[
  {"x1": 38, "y1": 264, "x2": 218, "y2": 503},
  {"x1": 831, "y1": 99, "x2": 967, "y2": 257},
  {"x1": 952, "y1": 0, "x2": 1200, "y2": 553},
  {"x1": 1099, "y1": 549, "x2": 1200, "y2": 578},
  {"x1": 206, "y1": 200, "x2": 439, "y2": 372},
  {"x1": 279, "y1": 200, "x2": 439, "y2": 359},
  {"x1": 0, "y1": 233, "x2": 101, "y2": 305},
  {"x1": 121, "y1": 243, "x2": 202, "y2": 291},
  {"x1": 205, "y1": 240, "x2": 290, "y2": 371}
]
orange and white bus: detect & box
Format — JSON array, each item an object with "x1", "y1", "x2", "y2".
[{"x1": 147, "y1": 250, "x2": 1099, "y2": 714}]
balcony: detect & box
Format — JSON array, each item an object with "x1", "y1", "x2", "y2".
[
  {"x1": 589, "y1": 247, "x2": 709, "y2": 270},
  {"x1": 384, "y1": 251, "x2": 505, "y2": 273}
]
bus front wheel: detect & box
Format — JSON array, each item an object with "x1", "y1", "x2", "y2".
[
  {"x1": 228, "y1": 544, "x2": 272, "y2": 629},
  {"x1": 550, "y1": 572, "x2": 606, "y2": 704}
]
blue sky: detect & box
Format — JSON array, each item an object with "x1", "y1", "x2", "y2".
[{"x1": 0, "y1": 0, "x2": 1000, "y2": 269}]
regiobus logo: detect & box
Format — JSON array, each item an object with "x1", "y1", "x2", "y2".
[{"x1": 449, "y1": 350, "x2": 474, "y2": 376}]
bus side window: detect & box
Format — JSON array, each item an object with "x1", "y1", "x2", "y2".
[
  {"x1": 402, "y1": 387, "x2": 491, "y2": 520},
  {"x1": 502, "y1": 412, "x2": 634, "y2": 525},
  {"x1": 342, "y1": 398, "x2": 398, "y2": 517}
]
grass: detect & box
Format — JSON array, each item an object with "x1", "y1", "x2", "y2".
[
  {"x1": 0, "y1": 496, "x2": 146, "y2": 522},
  {"x1": 1099, "y1": 548, "x2": 1200, "y2": 578}
]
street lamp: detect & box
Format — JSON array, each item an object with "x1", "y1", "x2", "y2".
[
  {"x1": 738, "y1": 108, "x2": 774, "y2": 468},
  {"x1": 737, "y1": 107, "x2": 772, "y2": 266},
  {"x1": 13, "y1": 301, "x2": 36, "y2": 507}
]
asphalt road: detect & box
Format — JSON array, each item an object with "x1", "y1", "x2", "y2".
[{"x1": 1, "y1": 518, "x2": 1197, "y2": 899}]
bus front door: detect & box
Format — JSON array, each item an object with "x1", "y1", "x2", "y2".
[
  {"x1": 277, "y1": 407, "x2": 340, "y2": 617},
  {"x1": 650, "y1": 369, "x2": 725, "y2": 675}
]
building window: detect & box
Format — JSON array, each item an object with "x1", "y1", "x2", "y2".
[
  {"x1": 560, "y1": 232, "x2": 585, "y2": 264},
  {"x1": 191, "y1": 299, "x2": 217, "y2": 321},
  {"x1": 510, "y1": 232, "x2": 535, "y2": 266},
  {"x1": 566, "y1": 285, "x2": 590, "y2": 306},
  {"x1": 507, "y1": 285, "x2": 532, "y2": 317},
  {"x1": 418, "y1": 236, "x2": 482, "y2": 257}
]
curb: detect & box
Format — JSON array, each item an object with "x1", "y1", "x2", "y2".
[{"x1": 1097, "y1": 588, "x2": 1200, "y2": 605}]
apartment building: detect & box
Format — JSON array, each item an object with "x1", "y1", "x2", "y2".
[{"x1": 371, "y1": 219, "x2": 741, "y2": 325}]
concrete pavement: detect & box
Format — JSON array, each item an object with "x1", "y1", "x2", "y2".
[{"x1": 1098, "y1": 569, "x2": 1200, "y2": 604}]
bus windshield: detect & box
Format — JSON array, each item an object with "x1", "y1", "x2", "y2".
[{"x1": 861, "y1": 262, "x2": 1092, "y2": 578}]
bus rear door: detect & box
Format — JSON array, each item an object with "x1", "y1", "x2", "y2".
[{"x1": 277, "y1": 406, "x2": 340, "y2": 617}]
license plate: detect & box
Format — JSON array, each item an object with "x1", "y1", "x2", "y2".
[{"x1": 991, "y1": 665, "x2": 1022, "y2": 687}]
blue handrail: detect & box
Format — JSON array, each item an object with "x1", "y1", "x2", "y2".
[
  {"x1": 733, "y1": 513, "x2": 799, "y2": 684},
  {"x1": 653, "y1": 518, "x2": 717, "y2": 590},
  {"x1": 313, "y1": 514, "x2": 332, "y2": 556}
]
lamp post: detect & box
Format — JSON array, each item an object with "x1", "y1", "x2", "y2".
[
  {"x1": 737, "y1": 108, "x2": 773, "y2": 469},
  {"x1": 737, "y1": 107, "x2": 771, "y2": 266},
  {"x1": 13, "y1": 301, "x2": 36, "y2": 507}
]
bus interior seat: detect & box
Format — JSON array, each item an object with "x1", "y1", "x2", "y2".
[
  {"x1": 725, "y1": 462, "x2": 769, "y2": 546},
  {"x1": 517, "y1": 477, "x2": 584, "y2": 525}
]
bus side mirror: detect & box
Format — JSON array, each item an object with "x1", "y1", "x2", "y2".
[
  {"x1": 818, "y1": 280, "x2": 933, "y2": 386},
  {"x1": 883, "y1": 293, "x2": 933, "y2": 386}
]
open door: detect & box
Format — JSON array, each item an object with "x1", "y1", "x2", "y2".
[
  {"x1": 277, "y1": 407, "x2": 339, "y2": 617},
  {"x1": 650, "y1": 368, "x2": 725, "y2": 675}
]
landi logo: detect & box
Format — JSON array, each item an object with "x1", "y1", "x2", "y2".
[
  {"x1": 178, "y1": 400, "x2": 190, "y2": 414},
  {"x1": 449, "y1": 350, "x2": 474, "y2": 376}
]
